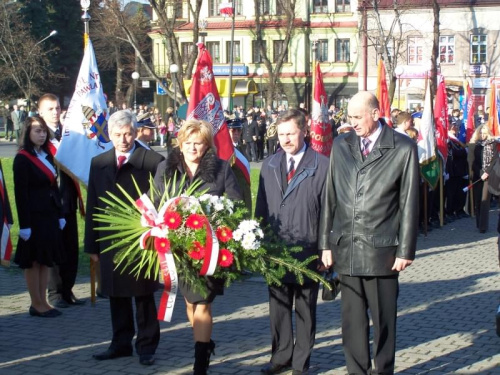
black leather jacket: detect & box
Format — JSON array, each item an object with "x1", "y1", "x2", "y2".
[{"x1": 318, "y1": 123, "x2": 419, "y2": 276}]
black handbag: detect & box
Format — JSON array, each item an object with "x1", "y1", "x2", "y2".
[{"x1": 322, "y1": 269, "x2": 341, "y2": 301}]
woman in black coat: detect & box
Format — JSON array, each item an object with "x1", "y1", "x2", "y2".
[
  {"x1": 469, "y1": 124, "x2": 499, "y2": 233},
  {"x1": 154, "y1": 119, "x2": 242, "y2": 375},
  {"x1": 13, "y1": 116, "x2": 64, "y2": 318}
]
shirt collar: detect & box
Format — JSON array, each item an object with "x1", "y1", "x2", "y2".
[
  {"x1": 287, "y1": 143, "x2": 307, "y2": 166},
  {"x1": 361, "y1": 122, "x2": 383, "y2": 146}
]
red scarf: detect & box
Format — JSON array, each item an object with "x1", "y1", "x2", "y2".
[{"x1": 18, "y1": 150, "x2": 57, "y2": 186}]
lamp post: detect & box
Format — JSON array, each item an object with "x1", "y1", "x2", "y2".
[
  {"x1": 35, "y1": 30, "x2": 57, "y2": 47},
  {"x1": 256, "y1": 67, "x2": 264, "y2": 108},
  {"x1": 170, "y1": 64, "x2": 179, "y2": 123},
  {"x1": 131, "y1": 71, "x2": 140, "y2": 113},
  {"x1": 394, "y1": 66, "x2": 404, "y2": 110}
]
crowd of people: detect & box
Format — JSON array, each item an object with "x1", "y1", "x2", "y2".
[{"x1": 4, "y1": 90, "x2": 499, "y2": 375}]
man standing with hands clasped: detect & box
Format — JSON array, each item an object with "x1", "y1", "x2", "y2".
[
  {"x1": 319, "y1": 91, "x2": 419, "y2": 375},
  {"x1": 256, "y1": 109, "x2": 329, "y2": 375}
]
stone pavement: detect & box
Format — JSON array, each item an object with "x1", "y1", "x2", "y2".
[{"x1": 0, "y1": 211, "x2": 499, "y2": 375}]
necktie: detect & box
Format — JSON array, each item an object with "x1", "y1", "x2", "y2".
[
  {"x1": 117, "y1": 155, "x2": 126, "y2": 169},
  {"x1": 361, "y1": 138, "x2": 371, "y2": 158},
  {"x1": 287, "y1": 157, "x2": 295, "y2": 182}
]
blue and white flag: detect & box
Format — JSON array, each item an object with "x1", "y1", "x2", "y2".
[{"x1": 56, "y1": 39, "x2": 112, "y2": 186}]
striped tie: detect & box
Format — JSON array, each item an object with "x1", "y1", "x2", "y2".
[
  {"x1": 287, "y1": 157, "x2": 295, "y2": 182},
  {"x1": 361, "y1": 138, "x2": 371, "y2": 159}
]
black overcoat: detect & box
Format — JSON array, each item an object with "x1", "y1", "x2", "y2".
[{"x1": 84, "y1": 143, "x2": 165, "y2": 297}]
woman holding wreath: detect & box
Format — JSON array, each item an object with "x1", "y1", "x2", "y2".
[
  {"x1": 153, "y1": 119, "x2": 242, "y2": 375},
  {"x1": 13, "y1": 116, "x2": 65, "y2": 317}
]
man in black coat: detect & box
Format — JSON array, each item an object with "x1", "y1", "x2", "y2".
[
  {"x1": 242, "y1": 113, "x2": 258, "y2": 162},
  {"x1": 255, "y1": 109, "x2": 329, "y2": 375},
  {"x1": 39, "y1": 93, "x2": 85, "y2": 309},
  {"x1": 85, "y1": 110, "x2": 165, "y2": 366},
  {"x1": 319, "y1": 92, "x2": 419, "y2": 375}
]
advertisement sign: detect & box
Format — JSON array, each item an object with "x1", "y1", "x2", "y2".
[{"x1": 213, "y1": 65, "x2": 248, "y2": 76}]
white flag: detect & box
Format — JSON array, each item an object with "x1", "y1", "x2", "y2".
[
  {"x1": 56, "y1": 39, "x2": 112, "y2": 186},
  {"x1": 417, "y1": 80, "x2": 436, "y2": 164}
]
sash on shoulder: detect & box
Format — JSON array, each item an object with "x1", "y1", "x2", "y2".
[{"x1": 18, "y1": 150, "x2": 57, "y2": 186}]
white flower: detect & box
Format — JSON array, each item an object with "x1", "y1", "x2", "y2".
[
  {"x1": 238, "y1": 220, "x2": 257, "y2": 233},
  {"x1": 213, "y1": 202, "x2": 224, "y2": 211},
  {"x1": 241, "y1": 234, "x2": 257, "y2": 250},
  {"x1": 233, "y1": 228, "x2": 243, "y2": 241},
  {"x1": 256, "y1": 228, "x2": 264, "y2": 239},
  {"x1": 199, "y1": 194, "x2": 211, "y2": 202}
]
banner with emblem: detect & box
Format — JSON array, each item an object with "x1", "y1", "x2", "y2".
[
  {"x1": 310, "y1": 62, "x2": 333, "y2": 157},
  {"x1": 56, "y1": 39, "x2": 112, "y2": 186},
  {"x1": 376, "y1": 59, "x2": 392, "y2": 127},
  {"x1": 187, "y1": 43, "x2": 250, "y2": 184}
]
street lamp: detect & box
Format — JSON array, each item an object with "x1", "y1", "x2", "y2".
[
  {"x1": 256, "y1": 67, "x2": 264, "y2": 108},
  {"x1": 170, "y1": 64, "x2": 179, "y2": 123},
  {"x1": 35, "y1": 30, "x2": 58, "y2": 47},
  {"x1": 394, "y1": 65, "x2": 404, "y2": 110},
  {"x1": 131, "y1": 71, "x2": 140, "y2": 113}
]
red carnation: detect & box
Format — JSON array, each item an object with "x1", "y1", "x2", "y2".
[
  {"x1": 164, "y1": 211, "x2": 182, "y2": 230},
  {"x1": 186, "y1": 213, "x2": 205, "y2": 229},
  {"x1": 154, "y1": 237, "x2": 170, "y2": 253},
  {"x1": 188, "y1": 241, "x2": 205, "y2": 260},
  {"x1": 218, "y1": 248, "x2": 234, "y2": 267},
  {"x1": 216, "y1": 226, "x2": 233, "y2": 243}
]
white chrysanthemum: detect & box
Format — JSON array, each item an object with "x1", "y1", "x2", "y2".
[
  {"x1": 213, "y1": 202, "x2": 224, "y2": 211},
  {"x1": 199, "y1": 194, "x2": 211, "y2": 202},
  {"x1": 233, "y1": 229, "x2": 243, "y2": 241},
  {"x1": 256, "y1": 228, "x2": 264, "y2": 238},
  {"x1": 241, "y1": 235, "x2": 256, "y2": 250},
  {"x1": 238, "y1": 220, "x2": 257, "y2": 232}
]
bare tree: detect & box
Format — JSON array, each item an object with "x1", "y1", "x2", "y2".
[
  {"x1": 0, "y1": 1, "x2": 58, "y2": 104},
  {"x1": 254, "y1": 0, "x2": 297, "y2": 106}
]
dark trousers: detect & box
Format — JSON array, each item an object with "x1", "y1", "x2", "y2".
[
  {"x1": 268, "y1": 282, "x2": 319, "y2": 372},
  {"x1": 267, "y1": 139, "x2": 278, "y2": 155},
  {"x1": 445, "y1": 177, "x2": 467, "y2": 215},
  {"x1": 340, "y1": 275, "x2": 399, "y2": 375},
  {"x1": 245, "y1": 141, "x2": 257, "y2": 162},
  {"x1": 48, "y1": 211, "x2": 79, "y2": 301},
  {"x1": 109, "y1": 294, "x2": 160, "y2": 355},
  {"x1": 473, "y1": 180, "x2": 491, "y2": 232},
  {"x1": 256, "y1": 138, "x2": 265, "y2": 160}
]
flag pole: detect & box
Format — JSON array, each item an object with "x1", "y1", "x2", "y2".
[
  {"x1": 439, "y1": 157, "x2": 444, "y2": 227},
  {"x1": 227, "y1": 1, "x2": 236, "y2": 112},
  {"x1": 81, "y1": 0, "x2": 96, "y2": 306}
]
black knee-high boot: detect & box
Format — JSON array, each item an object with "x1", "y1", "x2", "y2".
[{"x1": 193, "y1": 341, "x2": 214, "y2": 375}]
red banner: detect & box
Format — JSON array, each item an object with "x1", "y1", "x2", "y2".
[
  {"x1": 187, "y1": 43, "x2": 250, "y2": 184},
  {"x1": 376, "y1": 59, "x2": 392, "y2": 127},
  {"x1": 310, "y1": 63, "x2": 333, "y2": 157},
  {"x1": 434, "y1": 75, "x2": 449, "y2": 164},
  {"x1": 487, "y1": 81, "x2": 499, "y2": 138}
]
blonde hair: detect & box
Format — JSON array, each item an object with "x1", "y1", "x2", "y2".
[
  {"x1": 405, "y1": 128, "x2": 419, "y2": 141},
  {"x1": 176, "y1": 119, "x2": 215, "y2": 151},
  {"x1": 470, "y1": 124, "x2": 494, "y2": 143}
]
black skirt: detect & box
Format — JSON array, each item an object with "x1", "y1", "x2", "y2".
[
  {"x1": 14, "y1": 211, "x2": 64, "y2": 269},
  {"x1": 179, "y1": 276, "x2": 224, "y2": 304}
]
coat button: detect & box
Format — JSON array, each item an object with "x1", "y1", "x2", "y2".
[
  {"x1": 360, "y1": 170, "x2": 366, "y2": 175},
  {"x1": 354, "y1": 215, "x2": 360, "y2": 221},
  {"x1": 281, "y1": 204, "x2": 285, "y2": 207}
]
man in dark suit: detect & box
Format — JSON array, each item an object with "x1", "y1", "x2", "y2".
[
  {"x1": 242, "y1": 113, "x2": 258, "y2": 162},
  {"x1": 255, "y1": 109, "x2": 329, "y2": 375},
  {"x1": 85, "y1": 110, "x2": 165, "y2": 366},
  {"x1": 39, "y1": 93, "x2": 85, "y2": 309},
  {"x1": 319, "y1": 91, "x2": 419, "y2": 375}
]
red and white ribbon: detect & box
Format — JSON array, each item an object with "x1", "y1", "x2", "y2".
[{"x1": 135, "y1": 194, "x2": 219, "y2": 322}]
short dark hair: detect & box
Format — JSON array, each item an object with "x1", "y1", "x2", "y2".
[
  {"x1": 276, "y1": 108, "x2": 307, "y2": 131},
  {"x1": 19, "y1": 116, "x2": 52, "y2": 154},
  {"x1": 38, "y1": 93, "x2": 59, "y2": 106}
]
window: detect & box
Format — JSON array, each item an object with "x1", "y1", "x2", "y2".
[
  {"x1": 314, "y1": 39, "x2": 328, "y2": 62},
  {"x1": 259, "y1": 0, "x2": 270, "y2": 15},
  {"x1": 167, "y1": 0, "x2": 183, "y2": 18},
  {"x1": 335, "y1": 39, "x2": 350, "y2": 62},
  {"x1": 313, "y1": 0, "x2": 328, "y2": 13},
  {"x1": 470, "y1": 35, "x2": 487, "y2": 64},
  {"x1": 226, "y1": 41, "x2": 241, "y2": 63},
  {"x1": 181, "y1": 42, "x2": 192, "y2": 64},
  {"x1": 276, "y1": 0, "x2": 285, "y2": 16},
  {"x1": 407, "y1": 36, "x2": 423, "y2": 65},
  {"x1": 208, "y1": 0, "x2": 242, "y2": 16},
  {"x1": 439, "y1": 36, "x2": 455, "y2": 64},
  {"x1": 206, "y1": 42, "x2": 220, "y2": 63},
  {"x1": 273, "y1": 40, "x2": 288, "y2": 63},
  {"x1": 336, "y1": 0, "x2": 350, "y2": 13},
  {"x1": 252, "y1": 40, "x2": 267, "y2": 63}
]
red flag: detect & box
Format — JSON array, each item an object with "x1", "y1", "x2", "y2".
[
  {"x1": 310, "y1": 63, "x2": 333, "y2": 157},
  {"x1": 187, "y1": 43, "x2": 250, "y2": 184},
  {"x1": 487, "y1": 81, "x2": 499, "y2": 138},
  {"x1": 219, "y1": 2, "x2": 233, "y2": 16},
  {"x1": 0, "y1": 160, "x2": 13, "y2": 266},
  {"x1": 376, "y1": 59, "x2": 392, "y2": 127},
  {"x1": 465, "y1": 79, "x2": 475, "y2": 143},
  {"x1": 434, "y1": 75, "x2": 449, "y2": 164}
]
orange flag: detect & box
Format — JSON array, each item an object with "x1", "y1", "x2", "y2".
[
  {"x1": 376, "y1": 59, "x2": 392, "y2": 127},
  {"x1": 487, "y1": 81, "x2": 499, "y2": 138}
]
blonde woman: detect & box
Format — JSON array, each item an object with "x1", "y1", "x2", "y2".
[
  {"x1": 469, "y1": 125, "x2": 499, "y2": 233},
  {"x1": 153, "y1": 119, "x2": 242, "y2": 375}
]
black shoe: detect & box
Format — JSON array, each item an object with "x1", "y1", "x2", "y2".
[
  {"x1": 139, "y1": 354, "x2": 155, "y2": 366},
  {"x1": 29, "y1": 306, "x2": 61, "y2": 318},
  {"x1": 96, "y1": 292, "x2": 108, "y2": 299},
  {"x1": 53, "y1": 298, "x2": 70, "y2": 309},
  {"x1": 93, "y1": 348, "x2": 133, "y2": 361},
  {"x1": 261, "y1": 362, "x2": 290, "y2": 374},
  {"x1": 63, "y1": 294, "x2": 86, "y2": 305},
  {"x1": 496, "y1": 307, "x2": 500, "y2": 337}
]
